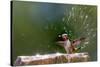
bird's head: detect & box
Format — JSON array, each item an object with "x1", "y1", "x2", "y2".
[{"x1": 62, "y1": 34, "x2": 69, "y2": 40}]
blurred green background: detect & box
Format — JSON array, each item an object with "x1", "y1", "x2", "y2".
[{"x1": 12, "y1": 1, "x2": 97, "y2": 64}]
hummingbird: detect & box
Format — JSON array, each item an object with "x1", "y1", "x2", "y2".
[{"x1": 57, "y1": 34, "x2": 86, "y2": 54}]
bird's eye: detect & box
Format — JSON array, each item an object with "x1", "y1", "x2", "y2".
[{"x1": 73, "y1": 41, "x2": 75, "y2": 43}]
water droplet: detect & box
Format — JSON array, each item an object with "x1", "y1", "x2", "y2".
[
  {"x1": 69, "y1": 34, "x2": 71, "y2": 36},
  {"x1": 87, "y1": 32, "x2": 90, "y2": 35},
  {"x1": 63, "y1": 26, "x2": 66, "y2": 30},
  {"x1": 44, "y1": 55, "x2": 49, "y2": 58},
  {"x1": 86, "y1": 29, "x2": 89, "y2": 31},
  {"x1": 74, "y1": 19, "x2": 76, "y2": 22},
  {"x1": 65, "y1": 30, "x2": 67, "y2": 32},
  {"x1": 36, "y1": 53, "x2": 40, "y2": 57},
  {"x1": 80, "y1": 15, "x2": 83, "y2": 18},
  {"x1": 69, "y1": 30, "x2": 72, "y2": 33},
  {"x1": 84, "y1": 42, "x2": 89, "y2": 45},
  {"x1": 72, "y1": 7, "x2": 74, "y2": 11},
  {"x1": 68, "y1": 17, "x2": 70, "y2": 21},
  {"x1": 56, "y1": 52, "x2": 62, "y2": 56},
  {"x1": 90, "y1": 29, "x2": 94, "y2": 31},
  {"x1": 62, "y1": 17, "x2": 65, "y2": 21},
  {"x1": 84, "y1": 24, "x2": 89, "y2": 29},
  {"x1": 86, "y1": 24, "x2": 89, "y2": 27},
  {"x1": 85, "y1": 15, "x2": 88, "y2": 19},
  {"x1": 70, "y1": 12, "x2": 72, "y2": 16},
  {"x1": 93, "y1": 34, "x2": 96, "y2": 37}
]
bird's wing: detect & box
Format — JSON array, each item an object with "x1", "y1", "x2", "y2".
[
  {"x1": 71, "y1": 37, "x2": 86, "y2": 47},
  {"x1": 56, "y1": 41, "x2": 65, "y2": 47}
]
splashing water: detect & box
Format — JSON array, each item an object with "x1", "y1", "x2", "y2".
[{"x1": 62, "y1": 5, "x2": 97, "y2": 61}]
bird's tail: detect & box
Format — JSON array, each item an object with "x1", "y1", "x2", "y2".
[{"x1": 73, "y1": 46, "x2": 83, "y2": 53}]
